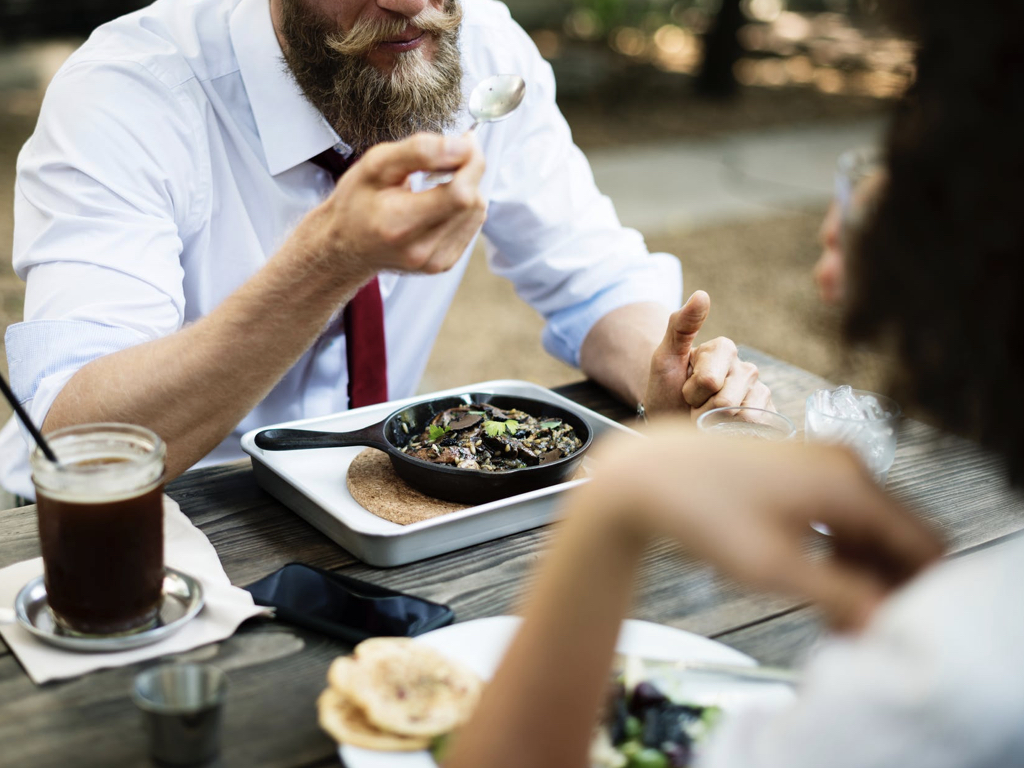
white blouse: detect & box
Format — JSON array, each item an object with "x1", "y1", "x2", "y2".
[{"x1": 701, "y1": 534, "x2": 1024, "y2": 768}]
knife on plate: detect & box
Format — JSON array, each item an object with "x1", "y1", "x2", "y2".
[{"x1": 615, "y1": 654, "x2": 800, "y2": 687}]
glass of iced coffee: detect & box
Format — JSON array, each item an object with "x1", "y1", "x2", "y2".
[{"x1": 30, "y1": 423, "x2": 166, "y2": 636}]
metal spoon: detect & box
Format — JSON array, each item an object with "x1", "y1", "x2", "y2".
[{"x1": 424, "y1": 74, "x2": 526, "y2": 184}]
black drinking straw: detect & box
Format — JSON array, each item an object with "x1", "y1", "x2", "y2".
[{"x1": 0, "y1": 371, "x2": 59, "y2": 463}]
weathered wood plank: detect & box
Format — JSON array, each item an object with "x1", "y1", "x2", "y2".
[
  {"x1": 714, "y1": 531, "x2": 1024, "y2": 668},
  {"x1": 166, "y1": 461, "x2": 360, "y2": 584},
  {"x1": 740, "y1": 345, "x2": 830, "y2": 422},
  {"x1": 2, "y1": 351, "x2": 1022, "y2": 768},
  {"x1": 713, "y1": 606, "x2": 823, "y2": 667},
  {"x1": 334, "y1": 531, "x2": 796, "y2": 639},
  {"x1": 0, "y1": 501, "x2": 39, "y2": 570},
  {"x1": 0, "y1": 621, "x2": 346, "y2": 768},
  {"x1": 329, "y1": 354, "x2": 1024, "y2": 640}
]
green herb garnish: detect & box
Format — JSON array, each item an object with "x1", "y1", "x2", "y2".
[
  {"x1": 427, "y1": 424, "x2": 450, "y2": 442},
  {"x1": 483, "y1": 420, "x2": 506, "y2": 438},
  {"x1": 504, "y1": 419, "x2": 520, "y2": 434},
  {"x1": 540, "y1": 420, "x2": 561, "y2": 429},
  {"x1": 625, "y1": 715, "x2": 643, "y2": 739},
  {"x1": 430, "y1": 733, "x2": 452, "y2": 761}
]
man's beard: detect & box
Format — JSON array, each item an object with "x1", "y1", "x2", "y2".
[{"x1": 280, "y1": 0, "x2": 464, "y2": 154}]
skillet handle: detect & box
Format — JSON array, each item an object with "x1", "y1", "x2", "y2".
[{"x1": 254, "y1": 420, "x2": 388, "y2": 451}]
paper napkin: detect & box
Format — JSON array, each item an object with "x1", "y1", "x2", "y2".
[{"x1": 0, "y1": 496, "x2": 269, "y2": 684}]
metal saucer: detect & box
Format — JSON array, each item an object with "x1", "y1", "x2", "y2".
[{"x1": 14, "y1": 568, "x2": 204, "y2": 652}]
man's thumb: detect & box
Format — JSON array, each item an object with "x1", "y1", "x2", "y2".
[
  {"x1": 665, "y1": 291, "x2": 711, "y2": 358},
  {"x1": 368, "y1": 133, "x2": 474, "y2": 186}
]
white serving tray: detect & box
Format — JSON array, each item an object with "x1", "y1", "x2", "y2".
[{"x1": 240, "y1": 380, "x2": 634, "y2": 567}]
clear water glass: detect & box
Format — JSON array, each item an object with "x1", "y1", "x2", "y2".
[
  {"x1": 804, "y1": 386, "x2": 901, "y2": 485},
  {"x1": 696, "y1": 407, "x2": 797, "y2": 442}
]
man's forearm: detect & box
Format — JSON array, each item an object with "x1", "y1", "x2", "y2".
[
  {"x1": 578, "y1": 302, "x2": 670, "y2": 405},
  {"x1": 43, "y1": 223, "x2": 372, "y2": 479},
  {"x1": 40, "y1": 133, "x2": 488, "y2": 480}
]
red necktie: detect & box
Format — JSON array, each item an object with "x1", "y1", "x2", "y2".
[{"x1": 310, "y1": 148, "x2": 389, "y2": 408}]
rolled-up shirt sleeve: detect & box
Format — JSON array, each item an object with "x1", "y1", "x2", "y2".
[
  {"x1": 7, "y1": 56, "x2": 202, "y2": 435},
  {"x1": 476, "y1": 14, "x2": 682, "y2": 367}
]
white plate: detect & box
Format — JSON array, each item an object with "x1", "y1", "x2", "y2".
[{"x1": 340, "y1": 616, "x2": 794, "y2": 768}]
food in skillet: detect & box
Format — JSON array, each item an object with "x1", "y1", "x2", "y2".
[{"x1": 399, "y1": 402, "x2": 583, "y2": 471}]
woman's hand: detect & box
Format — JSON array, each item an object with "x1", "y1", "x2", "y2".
[
  {"x1": 444, "y1": 418, "x2": 943, "y2": 768},
  {"x1": 583, "y1": 421, "x2": 944, "y2": 632}
]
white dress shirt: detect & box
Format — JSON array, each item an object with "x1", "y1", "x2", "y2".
[
  {"x1": 700, "y1": 534, "x2": 1024, "y2": 768},
  {"x1": 0, "y1": 0, "x2": 682, "y2": 497}
]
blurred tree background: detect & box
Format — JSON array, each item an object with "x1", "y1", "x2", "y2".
[
  {"x1": 0, "y1": 0, "x2": 912, "y2": 146},
  {"x1": 0, "y1": 0, "x2": 148, "y2": 39},
  {"x1": 1, "y1": 0, "x2": 912, "y2": 101},
  {"x1": 0, "y1": 0, "x2": 904, "y2": 460},
  {"x1": 0, "y1": 0, "x2": 912, "y2": 147}
]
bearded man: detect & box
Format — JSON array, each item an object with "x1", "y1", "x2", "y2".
[{"x1": 0, "y1": 0, "x2": 770, "y2": 498}]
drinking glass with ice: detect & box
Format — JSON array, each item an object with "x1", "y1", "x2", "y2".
[{"x1": 804, "y1": 386, "x2": 901, "y2": 484}]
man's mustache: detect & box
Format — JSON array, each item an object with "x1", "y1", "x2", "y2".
[{"x1": 326, "y1": 3, "x2": 462, "y2": 58}]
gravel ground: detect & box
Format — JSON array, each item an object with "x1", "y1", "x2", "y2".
[
  {"x1": 421, "y1": 207, "x2": 889, "y2": 399},
  {"x1": 559, "y1": 81, "x2": 890, "y2": 150},
  {"x1": 646, "y1": 211, "x2": 888, "y2": 392}
]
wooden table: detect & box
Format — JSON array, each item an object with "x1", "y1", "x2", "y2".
[{"x1": 2, "y1": 347, "x2": 1022, "y2": 767}]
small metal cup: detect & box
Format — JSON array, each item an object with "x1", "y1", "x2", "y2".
[{"x1": 133, "y1": 663, "x2": 227, "y2": 765}]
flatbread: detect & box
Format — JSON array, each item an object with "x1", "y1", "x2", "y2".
[
  {"x1": 338, "y1": 638, "x2": 482, "y2": 738},
  {"x1": 346, "y1": 449, "x2": 469, "y2": 525},
  {"x1": 349, "y1": 636, "x2": 419, "y2": 660},
  {"x1": 327, "y1": 655, "x2": 357, "y2": 693},
  {"x1": 317, "y1": 688, "x2": 431, "y2": 751}
]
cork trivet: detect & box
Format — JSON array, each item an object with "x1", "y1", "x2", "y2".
[
  {"x1": 346, "y1": 448, "x2": 588, "y2": 525},
  {"x1": 347, "y1": 449, "x2": 470, "y2": 525}
]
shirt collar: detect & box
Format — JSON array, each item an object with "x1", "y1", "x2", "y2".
[{"x1": 230, "y1": 0, "x2": 340, "y2": 175}]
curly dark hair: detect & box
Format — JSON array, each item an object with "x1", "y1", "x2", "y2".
[{"x1": 845, "y1": 0, "x2": 1024, "y2": 483}]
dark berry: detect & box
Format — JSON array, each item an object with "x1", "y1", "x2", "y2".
[{"x1": 629, "y1": 681, "x2": 669, "y2": 716}]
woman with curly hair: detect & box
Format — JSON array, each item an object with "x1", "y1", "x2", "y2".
[{"x1": 443, "y1": 1, "x2": 1024, "y2": 766}]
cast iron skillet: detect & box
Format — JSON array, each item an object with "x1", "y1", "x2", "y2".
[{"x1": 253, "y1": 393, "x2": 594, "y2": 505}]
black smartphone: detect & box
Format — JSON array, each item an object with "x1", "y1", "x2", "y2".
[{"x1": 244, "y1": 563, "x2": 454, "y2": 644}]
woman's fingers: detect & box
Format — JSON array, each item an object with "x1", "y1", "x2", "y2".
[
  {"x1": 597, "y1": 430, "x2": 944, "y2": 632},
  {"x1": 818, "y1": 466, "x2": 944, "y2": 586}
]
